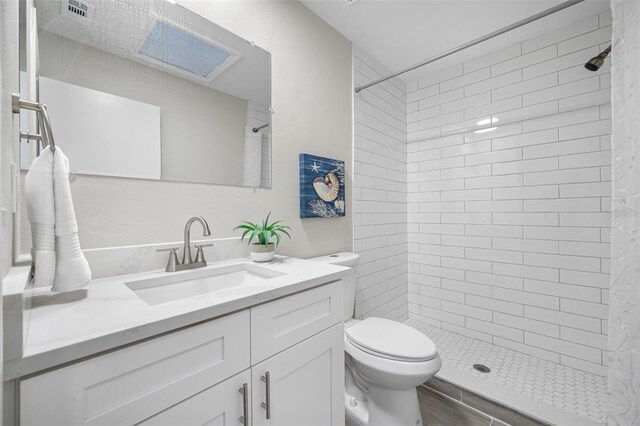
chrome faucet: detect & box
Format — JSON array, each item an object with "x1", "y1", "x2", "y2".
[
  {"x1": 158, "y1": 216, "x2": 212, "y2": 272},
  {"x1": 183, "y1": 216, "x2": 211, "y2": 265}
]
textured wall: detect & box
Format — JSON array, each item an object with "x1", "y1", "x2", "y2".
[
  {"x1": 1, "y1": 0, "x2": 19, "y2": 276},
  {"x1": 353, "y1": 47, "x2": 408, "y2": 321},
  {"x1": 17, "y1": 0, "x2": 353, "y2": 259},
  {"x1": 405, "y1": 12, "x2": 612, "y2": 375}
]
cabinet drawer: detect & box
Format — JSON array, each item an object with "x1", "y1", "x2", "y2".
[
  {"x1": 251, "y1": 280, "x2": 343, "y2": 364},
  {"x1": 20, "y1": 310, "x2": 250, "y2": 426}
]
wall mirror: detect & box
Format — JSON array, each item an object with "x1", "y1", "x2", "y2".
[{"x1": 20, "y1": 0, "x2": 272, "y2": 188}]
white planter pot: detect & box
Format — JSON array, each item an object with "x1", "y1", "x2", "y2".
[{"x1": 250, "y1": 243, "x2": 275, "y2": 262}]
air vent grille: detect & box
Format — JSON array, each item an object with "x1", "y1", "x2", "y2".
[{"x1": 62, "y1": 0, "x2": 95, "y2": 24}]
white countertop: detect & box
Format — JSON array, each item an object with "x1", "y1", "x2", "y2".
[{"x1": 4, "y1": 256, "x2": 352, "y2": 380}]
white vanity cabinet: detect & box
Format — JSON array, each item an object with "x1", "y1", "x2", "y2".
[{"x1": 19, "y1": 280, "x2": 345, "y2": 426}]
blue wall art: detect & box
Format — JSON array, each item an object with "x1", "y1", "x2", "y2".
[{"x1": 299, "y1": 153, "x2": 345, "y2": 218}]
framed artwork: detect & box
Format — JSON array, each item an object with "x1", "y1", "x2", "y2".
[{"x1": 299, "y1": 153, "x2": 345, "y2": 218}]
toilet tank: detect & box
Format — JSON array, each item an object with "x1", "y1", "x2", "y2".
[{"x1": 308, "y1": 252, "x2": 360, "y2": 322}]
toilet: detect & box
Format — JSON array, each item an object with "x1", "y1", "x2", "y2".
[{"x1": 310, "y1": 252, "x2": 442, "y2": 426}]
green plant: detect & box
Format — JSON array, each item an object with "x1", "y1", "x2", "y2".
[{"x1": 234, "y1": 212, "x2": 291, "y2": 247}]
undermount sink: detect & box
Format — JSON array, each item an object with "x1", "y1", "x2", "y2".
[{"x1": 125, "y1": 263, "x2": 285, "y2": 306}]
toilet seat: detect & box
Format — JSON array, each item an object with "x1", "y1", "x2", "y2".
[{"x1": 345, "y1": 317, "x2": 437, "y2": 362}]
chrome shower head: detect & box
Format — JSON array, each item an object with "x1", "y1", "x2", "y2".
[{"x1": 585, "y1": 45, "x2": 611, "y2": 71}]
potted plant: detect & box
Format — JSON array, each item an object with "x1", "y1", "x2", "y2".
[{"x1": 234, "y1": 213, "x2": 291, "y2": 262}]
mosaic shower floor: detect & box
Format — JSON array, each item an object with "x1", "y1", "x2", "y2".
[{"x1": 405, "y1": 319, "x2": 608, "y2": 424}]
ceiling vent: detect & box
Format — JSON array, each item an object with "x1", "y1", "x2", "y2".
[
  {"x1": 62, "y1": 0, "x2": 95, "y2": 24},
  {"x1": 344, "y1": 0, "x2": 359, "y2": 4}
]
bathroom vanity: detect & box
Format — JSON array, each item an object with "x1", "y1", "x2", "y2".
[{"x1": 3, "y1": 255, "x2": 351, "y2": 425}]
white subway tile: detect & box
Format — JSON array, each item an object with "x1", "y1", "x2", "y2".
[
  {"x1": 525, "y1": 252, "x2": 600, "y2": 272},
  {"x1": 560, "y1": 269, "x2": 610, "y2": 288},
  {"x1": 492, "y1": 73, "x2": 557, "y2": 101},
  {"x1": 523, "y1": 106, "x2": 599, "y2": 133},
  {"x1": 465, "y1": 200, "x2": 523, "y2": 212},
  {"x1": 494, "y1": 263, "x2": 559, "y2": 282},
  {"x1": 559, "y1": 119, "x2": 611, "y2": 140},
  {"x1": 441, "y1": 256, "x2": 492, "y2": 273},
  {"x1": 561, "y1": 355, "x2": 607, "y2": 376},
  {"x1": 466, "y1": 271, "x2": 523, "y2": 290},
  {"x1": 559, "y1": 181, "x2": 611, "y2": 198},
  {"x1": 523, "y1": 137, "x2": 600, "y2": 159},
  {"x1": 442, "y1": 300, "x2": 493, "y2": 321},
  {"x1": 465, "y1": 224, "x2": 523, "y2": 238},
  {"x1": 466, "y1": 247, "x2": 523, "y2": 264},
  {"x1": 440, "y1": 92, "x2": 491, "y2": 115},
  {"x1": 493, "y1": 212, "x2": 558, "y2": 226},
  {"x1": 467, "y1": 319, "x2": 524, "y2": 342},
  {"x1": 466, "y1": 294, "x2": 523, "y2": 316},
  {"x1": 492, "y1": 157, "x2": 558, "y2": 175},
  {"x1": 524, "y1": 278, "x2": 601, "y2": 302},
  {"x1": 524, "y1": 306, "x2": 600, "y2": 332},
  {"x1": 494, "y1": 312, "x2": 559, "y2": 338},
  {"x1": 495, "y1": 337, "x2": 560, "y2": 363},
  {"x1": 525, "y1": 333, "x2": 601, "y2": 363},
  {"x1": 559, "y1": 150, "x2": 611, "y2": 169},
  {"x1": 465, "y1": 175, "x2": 523, "y2": 189},
  {"x1": 465, "y1": 70, "x2": 522, "y2": 97},
  {"x1": 524, "y1": 198, "x2": 601, "y2": 212},
  {"x1": 407, "y1": 105, "x2": 440, "y2": 123},
  {"x1": 418, "y1": 65, "x2": 463, "y2": 89},
  {"x1": 442, "y1": 213, "x2": 492, "y2": 224},
  {"x1": 464, "y1": 95, "x2": 523, "y2": 120},
  {"x1": 407, "y1": 84, "x2": 439, "y2": 104},
  {"x1": 440, "y1": 140, "x2": 492, "y2": 158},
  {"x1": 523, "y1": 47, "x2": 600, "y2": 80},
  {"x1": 418, "y1": 88, "x2": 464, "y2": 110},
  {"x1": 491, "y1": 45, "x2": 557, "y2": 77},
  {"x1": 441, "y1": 164, "x2": 491, "y2": 180},
  {"x1": 559, "y1": 241, "x2": 610, "y2": 258},
  {"x1": 560, "y1": 212, "x2": 611, "y2": 227},
  {"x1": 522, "y1": 15, "x2": 598, "y2": 53},
  {"x1": 523, "y1": 226, "x2": 601, "y2": 242},
  {"x1": 560, "y1": 327, "x2": 607, "y2": 349},
  {"x1": 465, "y1": 43, "x2": 522, "y2": 73},
  {"x1": 443, "y1": 323, "x2": 493, "y2": 343},
  {"x1": 441, "y1": 235, "x2": 492, "y2": 248},
  {"x1": 561, "y1": 298, "x2": 608, "y2": 319},
  {"x1": 440, "y1": 189, "x2": 492, "y2": 201},
  {"x1": 558, "y1": 27, "x2": 612, "y2": 56},
  {"x1": 524, "y1": 167, "x2": 601, "y2": 186},
  {"x1": 441, "y1": 278, "x2": 492, "y2": 297},
  {"x1": 523, "y1": 77, "x2": 599, "y2": 106},
  {"x1": 494, "y1": 287, "x2": 559, "y2": 309},
  {"x1": 465, "y1": 148, "x2": 522, "y2": 166},
  {"x1": 559, "y1": 88, "x2": 610, "y2": 112},
  {"x1": 492, "y1": 129, "x2": 558, "y2": 151},
  {"x1": 493, "y1": 185, "x2": 559, "y2": 200},
  {"x1": 493, "y1": 237, "x2": 558, "y2": 254},
  {"x1": 440, "y1": 68, "x2": 491, "y2": 93}
]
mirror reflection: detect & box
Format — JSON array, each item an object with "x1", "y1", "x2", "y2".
[{"x1": 22, "y1": 0, "x2": 272, "y2": 188}]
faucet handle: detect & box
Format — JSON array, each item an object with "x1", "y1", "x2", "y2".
[
  {"x1": 157, "y1": 247, "x2": 180, "y2": 272},
  {"x1": 194, "y1": 244, "x2": 213, "y2": 264}
]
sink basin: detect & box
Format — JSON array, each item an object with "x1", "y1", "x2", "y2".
[{"x1": 125, "y1": 263, "x2": 285, "y2": 306}]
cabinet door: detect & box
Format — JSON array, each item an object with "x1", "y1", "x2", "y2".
[
  {"x1": 252, "y1": 323, "x2": 344, "y2": 426},
  {"x1": 20, "y1": 311, "x2": 250, "y2": 425},
  {"x1": 139, "y1": 369, "x2": 251, "y2": 426}
]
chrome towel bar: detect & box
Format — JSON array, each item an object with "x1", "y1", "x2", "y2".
[{"x1": 11, "y1": 92, "x2": 56, "y2": 152}]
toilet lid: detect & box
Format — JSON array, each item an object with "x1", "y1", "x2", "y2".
[{"x1": 345, "y1": 318, "x2": 438, "y2": 362}]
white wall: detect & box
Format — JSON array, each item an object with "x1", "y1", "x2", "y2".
[
  {"x1": 353, "y1": 47, "x2": 408, "y2": 321},
  {"x1": 405, "y1": 12, "x2": 612, "y2": 375},
  {"x1": 15, "y1": 0, "x2": 353, "y2": 258}
]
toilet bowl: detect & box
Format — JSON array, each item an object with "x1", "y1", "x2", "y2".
[{"x1": 310, "y1": 252, "x2": 442, "y2": 426}]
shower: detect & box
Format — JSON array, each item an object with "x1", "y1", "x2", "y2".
[{"x1": 585, "y1": 45, "x2": 611, "y2": 71}]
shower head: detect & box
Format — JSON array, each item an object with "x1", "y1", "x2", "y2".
[{"x1": 585, "y1": 45, "x2": 611, "y2": 71}]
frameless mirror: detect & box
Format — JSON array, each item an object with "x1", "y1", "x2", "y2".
[{"x1": 21, "y1": 0, "x2": 271, "y2": 188}]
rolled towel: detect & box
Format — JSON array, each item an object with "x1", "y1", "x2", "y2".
[
  {"x1": 52, "y1": 147, "x2": 91, "y2": 292},
  {"x1": 24, "y1": 147, "x2": 56, "y2": 287}
]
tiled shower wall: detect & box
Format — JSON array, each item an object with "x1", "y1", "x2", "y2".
[
  {"x1": 405, "y1": 12, "x2": 612, "y2": 375},
  {"x1": 353, "y1": 47, "x2": 408, "y2": 321}
]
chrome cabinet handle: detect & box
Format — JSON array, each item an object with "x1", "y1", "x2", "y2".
[
  {"x1": 238, "y1": 383, "x2": 248, "y2": 426},
  {"x1": 261, "y1": 372, "x2": 271, "y2": 419}
]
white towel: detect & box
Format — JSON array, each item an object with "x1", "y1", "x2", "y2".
[
  {"x1": 243, "y1": 126, "x2": 262, "y2": 187},
  {"x1": 24, "y1": 146, "x2": 91, "y2": 292},
  {"x1": 52, "y1": 147, "x2": 91, "y2": 292},
  {"x1": 24, "y1": 147, "x2": 55, "y2": 287}
]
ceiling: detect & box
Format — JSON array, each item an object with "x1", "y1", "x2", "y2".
[{"x1": 301, "y1": 0, "x2": 610, "y2": 82}]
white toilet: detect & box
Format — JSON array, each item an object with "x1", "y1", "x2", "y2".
[{"x1": 310, "y1": 252, "x2": 442, "y2": 426}]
